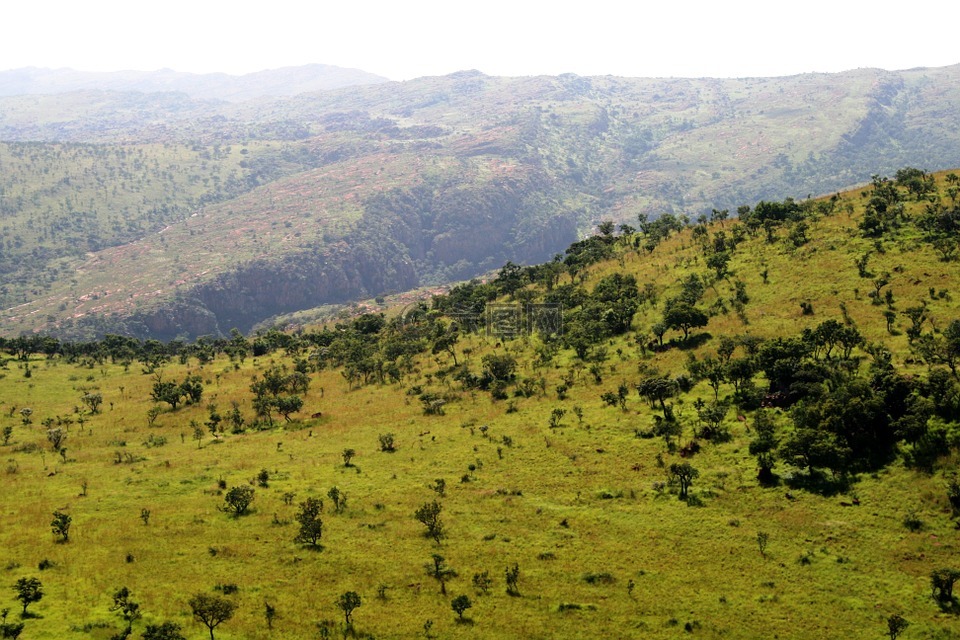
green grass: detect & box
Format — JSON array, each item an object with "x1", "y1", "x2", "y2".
[{"x1": 2, "y1": 175, "x2": 960, "y2": 638}]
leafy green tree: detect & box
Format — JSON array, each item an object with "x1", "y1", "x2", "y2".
[
  {"x1": 221, "y1": 486, "x2": 255, "y2": 517},
  {"x1": 793, "y1": 378, "x2": 894, "y2": 471},
  {"x1": 432, "y1": 324, "x2": 461, "y2": 366},
  {"x1": 886, "y1": 614, "x2": 908, "y2": 640},
  {"x1": 109, "y1": 587, "x2": 141, "y2": 637},
  {"x1": 46, "y1": 428, "x2": 67, "y2": 453},
  {"x1": 505, "y1": 563, "x2": 521, "y2": 596},
  {"x1": 414, "y1": 501, "x2": 445, "y2": 544},
  {"x1": 695, "y1": 401, "x2": 729, "y2": 440},
  {"x1": 636, "y1": 376, "x2": 677, "y2": 411},
  {"x1": 12, "y1": 577, "x2": 42, "y2": 615},
  {"x1": 180, "y1": 375, "x2": 204, "y2": 405},
  {"x1": 779, "y1": 427, "x2": 850, "y2": 476},
  {"x1": 327, "y1": 486, "x2": 347, "y2": 513},
  {"x1": 51, "y1": 510, "x2": 71, "y2": 542},
  {"x1": 188, "y1": 593, "x2": 235, "y2": 640},
  {"x1": 274, "y1": 395, "x2": 303, "y2": 422},
  {"x1": 472, "y1": 571, "x2": 492, "y2": 595},
  {"x1": 336, "y1": 591, "x2": 361, "y2": 627},
  {"x1": 931, "y1": 567, "x2": 960, "y2": 604},
  {"x1": 481, "y1": 354, "x2": 517, "y2": 383},
  {"x1": 706, "y1": 250, "x2": 731, "y2": 280},
  {"x1": 81, "y1": 392, "x2": 103, "y2": 414},
  {"x1": 426, "y1": 554, "x2": 457, "y2": 595},
  {"x1": 663, "y1": 301, "x2": 708, "y2": 340},
  {"x1": 294, "y1": 497, "x2": 323, "y2": 547},
  {"x1": 378, "y1": 433, "x2": 397, "y2": 452},
  {"x1": 451, "y1": 594, "x2": 472, "y2": 621},
  {"x1": 590, "y1": 273, "x2": 641, "y2": 334},
  {"x1": 0, "y1": 615, "x2": 24, "y2": 639},
  {"x1": 749, "y1": 410, "x2": 779, "y2": 484},
  {"x1": 151, "y1": 377, "x2": 183, "y2": 410},
  {"x1": 669, "y1": 462, "x2": 699, "y2": 500}
]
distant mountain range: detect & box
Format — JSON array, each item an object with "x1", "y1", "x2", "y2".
[
  {"x1": 1, "y1": 63, "x2": 959, "y2": 340},
  {"x1": 0, "y1": 64, "x2": 389, "y2": 101}
]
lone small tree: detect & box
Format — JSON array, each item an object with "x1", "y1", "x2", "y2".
[
  {"x1": 0, "y1": 611, "x2": 24, "y2": 639},
  {"x1": 221, "y1": 486, "x2": 255, "y2": 517},
  {"x1": 505, "y1": 563, "x2": 521, "y2": 596},
  {"x1": 886, "y1": 613, "x2": 909, "y2": 640},
  {"x1": 669, "y1": 462, "x2": 699, "y2": 500},
  {"x1": 414, "y1": 501, "x2": 445, "y2": 544},
  {"x1": 336, "y1": 591, "x2": 361, "y2": 628},
  {"x1": 757, "y1": 531, "x2": 770, "y2": 557},
  {"x1": 81, "y1": 392, "x2": 103, "y2": 414},
  {"x1": 46, "y1": 428, "x2": 66, "y2": 453},
  {"x1": 341, "y1": 448, "x2": 356, "y2": 467},
  {"x1": 931, "y1": 567, "x2": 960, "y2": 604},
  {"x1": 426, "y1": 554, "x2": 456, "y2": 595},
  {"x1": 378, "y1": 433, "x2": 397, "y2": 452},
  {"x1": 12, "y1": 577, "x2": 42, "y2": 616},
  {"x1": 294, "y1": 497, "x2": 323, "y2": 548},
  {"x1": 109, "y1": 586, "x2": 142, "y2": 637},
  {"x1": 51, "y1": 510, "x2": 71, "y2": 542},
  {"x1": 451, "y1": 594, "x2": 472, "y2": 622},
  {"x1": 188, "y1": 593, "x2": 235, "y2": 640},
  {"x1": 472, "y1": 571, "x2": 492, "y2": 596},
  {"x1": 327, "y1": 486, "x2": 347, "y2": 514}
]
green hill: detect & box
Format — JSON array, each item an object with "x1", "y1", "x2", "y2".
[
  {"x1": 3, "y1": 66, "x2": 960, "y2": 338},
  {"x1": 0, "y1": 170, "x2": 959, "y2": 638}
]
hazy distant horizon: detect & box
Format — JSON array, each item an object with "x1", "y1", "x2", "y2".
[{"x1": 4, "y1": 1, "x2": 959, "y2": 82}]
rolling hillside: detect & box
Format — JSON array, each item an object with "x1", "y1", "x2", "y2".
[
  {"x1": 1, "y1": 171, "x2": 959, "y2": 638},
  {"x1": 2, "y1": 64, "x2": 960, "y2": 339}
]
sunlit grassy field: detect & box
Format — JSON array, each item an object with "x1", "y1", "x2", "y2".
[{"x1": 2, "y1": 173, "x2": 960, "y2": 638}]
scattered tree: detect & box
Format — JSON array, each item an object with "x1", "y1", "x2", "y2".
[
  {"x1": 221, "y1": 486, "x2": 255, "y2": 517},
  {"x1": 335, "y1": 591, "x2": 361, "y2": 628},
  {"x1": 188, "y1": 593, "x2": 235, "y2": 640},
  {"x1": 109, "y1": 587, "x2": 141, "y2": 637},
  {"x1": 505, "y1": 563, "x2": 521, "y2": 596},
  {"x1": 669, "y1": 462, "x2": 699, "y2": 500},
  {"x1": 341, "y1": 448, "x2": 356, "y2": 467},
  {"x1": 414, "y1": 500, "x2": 445, "y2": 544},
  {"x1": 294, "y1": 497, "x2": 323, "y2": 547},
  {"x1": 378, "y1": 433, "x2": 397, "y2": 453},
  {"x1": 81, "y1": 392, "x2": 103, "y2": 414},
  {"x1": 12, "y1": 577, "x2": 42, "y2": 616},
  {"x1": 451, "y1": 594, "x2": 472, "y2": 621},
  {"x1": 327, "y1": 486, "x2": 347, "y2": 514},
  {"x1": 472, "y1": 571, "x2": 492, "y2": 596},
  {"x1": 757, "y1": 531, "x2": 770, "y2": 557},
  {"x1": 426, "y1": 554, "x2": 456, "y2": 595},
  {"x1": 51, "y1": 510, "x2": 71, "y2": 542},
  {"x1": 886, "y1": 613, "x2": 909, "y2": 640},
  {"x1": 931, "y1": 567, "x2": 960, "y2": 604}
]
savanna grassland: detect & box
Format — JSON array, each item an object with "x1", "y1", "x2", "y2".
[{"x1": 1, "y1": 170, "x2": 960, "y2": 639}]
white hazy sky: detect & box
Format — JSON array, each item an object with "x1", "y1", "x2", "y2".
[{"x1": 3, "y1": 1, "x2": 958, "y2": 80}]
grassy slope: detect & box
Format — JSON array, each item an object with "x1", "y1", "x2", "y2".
[{"x1": 1, "y1": 174, "x2": 959, "y2": 638}]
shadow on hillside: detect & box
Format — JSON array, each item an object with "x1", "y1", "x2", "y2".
[
  {"x1": 784, "y1": 471, "x2": 853, "y2": 497},
  {"x1": 936, "y1": 598, "x2": 960, "y2": 615},
  {"x1": 673, "y1": 333, "x2": 712, "y2": 351}
]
